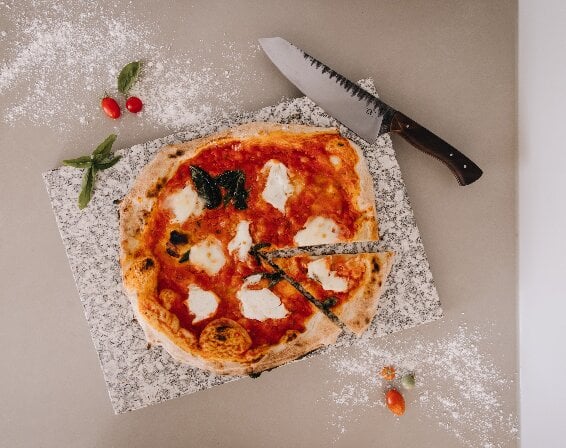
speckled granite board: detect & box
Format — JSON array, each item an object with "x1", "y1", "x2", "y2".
[{"x1": 43, "y1": 79, "x2": 442, "y2": 414}]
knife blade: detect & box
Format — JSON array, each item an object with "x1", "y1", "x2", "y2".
[{"x1": 259, "y1": 37, "x2": 483, "y2": 186}]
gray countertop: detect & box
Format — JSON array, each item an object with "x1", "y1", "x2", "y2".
[{"x1": 0, "y1": 1, "x2": 517, "y2": 447}]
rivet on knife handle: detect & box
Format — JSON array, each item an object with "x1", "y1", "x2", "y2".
[{"x1": 390, "y1": 111, "x2": 483, "y2": 186}]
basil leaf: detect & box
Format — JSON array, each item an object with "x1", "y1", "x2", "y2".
[
  {"x1": 179, "y1": 250, "x2": 191, "y2": 263},
  {"x1": 117, "y1": 61, "x2": 142, "y2": 95},
  {"x1": 233, "y1": 175, "x2": 249, "y2": 210},
  {"x1": 166, "y1": 247, "x2": 180, "y2": 258},
  {"x1": 169, "y1": 230, "x2": 188, "y2": 245},
  {"x1": 78, "y1": 166, "x2": 96, "y2": 209},
  {"x1": 216, "y1": 170, "x2": 249, "y2": 210},
  {"x1": 261, "y1": 271, "x2": 283, "y2": 288},
  {"x1": 216, "y1": 170, "x2": 241, "y2": 188},
  {"x1": 321, "y1": 297, "x2": 338, "y2": 310},
  {"x1": 92, "y1": 134, "x2": 117, "y2": 162},
  {"x1": 189, "y1": 165, "x2": 222, "y2": 209},
  {"x1": 94, "y1": 155, "x2": 121, "y2": 170},
  {"x1": 63, "y1": 156, "x2": 92, "y2": 169}
]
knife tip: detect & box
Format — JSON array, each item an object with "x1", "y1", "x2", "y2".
[{"x1": 258, "y1": 36, "x2": 284, "y2": 47}]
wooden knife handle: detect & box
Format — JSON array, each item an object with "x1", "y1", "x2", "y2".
[{"x1": 390, "y1": 111, "x2": 483, "y2": 186}]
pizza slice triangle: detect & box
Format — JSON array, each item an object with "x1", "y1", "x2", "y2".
[{"x1": 271, "y1": 251, "x2": 395, "y2": 334}]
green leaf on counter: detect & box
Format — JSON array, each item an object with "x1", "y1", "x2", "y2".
[
  {"x1": 62, "y1": 133, "x2": 120, "y2": 210},
  {"x1": 63, "y1": 156, "x2": 92, "y2": 169},
  {"x1": 117, "y1": 61, "x2": 142, "y2": 95},
  {"x1": 78, "y1": 165, "x2": 96, "y2": 209},
  {"x1": 92, "y1": 133, "x2": 117, "y2": 162},
  {"x1": 94, "y1": 155, "x2": 121, "y2": 170}
]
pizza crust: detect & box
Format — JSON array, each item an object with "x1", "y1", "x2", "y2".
[
  {"x1": 332, "y1": 252, "x2": 395, "y2": 334},
  {"x1": 119, "y1": 122, "x2": 385, "y2": 375}
]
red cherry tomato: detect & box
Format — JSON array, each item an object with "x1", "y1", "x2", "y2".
[
  {"x1": 386, "y1": 389, "x2": 406, "y2": 416},
  {"x1": 126, "y1": 96, "x2": 143, "y2": 113},
  {"x1": 101, "y1": 96, "x2": 121, "y2": 119}
]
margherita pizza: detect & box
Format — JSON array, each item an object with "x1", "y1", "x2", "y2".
[{"x1": 119, "y1": 123, "x2": 394, "y2": 375}]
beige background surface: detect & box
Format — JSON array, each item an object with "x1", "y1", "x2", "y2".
[{"x1": 0, "y1": 1, "x2": 517, "y2": 447}]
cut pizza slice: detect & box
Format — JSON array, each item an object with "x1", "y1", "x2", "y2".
[{"x1": 273, "y1": 252, "x2": 394, "y2": 334}]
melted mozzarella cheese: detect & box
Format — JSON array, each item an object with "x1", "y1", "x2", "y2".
[
  {"x1": 166, "y1": 184, "x2": 204, "y2": 223},
  {"x1": 186, "y1": 285, "x2": 219, "y2": 323},
  {"x1": 189, "y1": 238, "x2": 226, "y2": 276},
  {"x1": 237, "y1": 275, "x2": 288, "y2": 321},
  {"x1": 329, "y1": 155, "x2": 341, "y2": 167},
  {"x1": 294, "y1": 216, "x2": 340, "y2": 246},
  {"x1": 228, "y1": 220, "x2": 252, "y2": 261},
  {"x1": 261, "y1": 160, "x2": 294, "y2": 213},
  {"x1": 307, "y1": 258, "x2": 348, "y2": 292}
]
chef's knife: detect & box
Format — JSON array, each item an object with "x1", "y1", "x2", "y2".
[{"x1": 258, "y1": 37, "x2": 482, "y2": 186}]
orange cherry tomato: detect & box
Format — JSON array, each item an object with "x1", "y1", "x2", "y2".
[
  {"x1": 380, "y1": 365, "x2": 396, "y2": 381},
  {"x1": 386, "y1": 389, "x2": 406, "y2": 416}
]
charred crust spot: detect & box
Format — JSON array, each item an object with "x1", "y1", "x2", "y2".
[
  {"x1": 142, "y1": 258, "x2": 154, "y2": 270},
  {"x1": 142, "y1": 210, "x2": 150, "y2": 219},
  {"x1": 169, "y1": 230, "x2": 188, "y2": 245},
  {"x1": 337, "y1": 142, "x2": 345, "y2": 147},
  {"x1": 146, "y1": 343, "x2": 152, "y2": 350},
  {"x1": 113, "y1": 198, "x2": 123, "y2": 205},
  {"x1": 248, "y1": 372, "x2": 262, "y2": 378},
  {"x1": 286, "y1": 332, "x2": 298, "y2": 342},
  {"x1": 168, "y1": 149, "x2": 185, "y2": 158},
  {"x1": 365, "y1": 317, "x2": 371, "y2": 324},
  {"x1": 372, "y1": 259, "x2": 380, "y2": 273},
  {"x1": 216, "y1": 326, "x2": 229, "y2": 333},
  {"x1": 146, "y1": 177, "x2": 167, "y2": 198},
  {"x1": 378, "y1": 281, "x2": 382, "y2": 287}
]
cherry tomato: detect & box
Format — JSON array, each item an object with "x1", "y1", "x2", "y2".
[
  {"x1": 386, "y1": 389, "x2": 406, "y2": 416},
  {"x1": 401, "y1": 373, "x2": 416, "y2": 390},
  {"x1": 380, "y1": 365, "x2": 396, "y2": 381},
  {"x1": 126, "y1": 96, "x2": 143, "y2": 113},
  {"x1": 101, "y1": 96, "x2": 121, "y2": 119}
]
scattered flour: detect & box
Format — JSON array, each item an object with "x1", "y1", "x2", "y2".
[
  {"x1": 0, "y1": 0, "x2": 263, "y2": 132},
  {"x1": 325, "y1": 324, "x2": 518, "y2": 447}
]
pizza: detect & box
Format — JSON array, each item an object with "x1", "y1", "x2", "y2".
[{"x1": 119, "y1": 122, "x2": 394, "y2": 375}]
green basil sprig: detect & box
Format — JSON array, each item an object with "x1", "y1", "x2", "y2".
[
  {"x1": 63, "y1": 134, "x2": 121, "y2": 209},
  {"x1": 117, "y1": 61, "x2": 142, "y2": 95}
]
